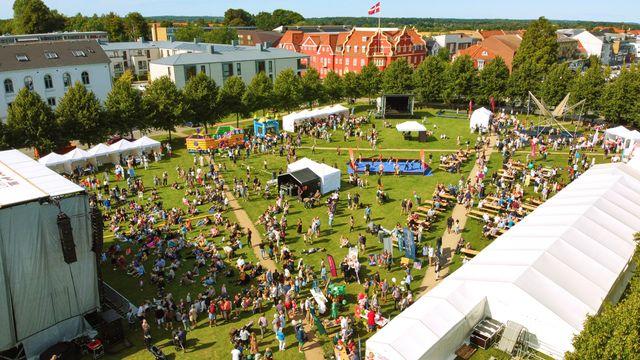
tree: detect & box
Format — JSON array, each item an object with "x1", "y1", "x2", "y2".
[
  {"x1": 105, "y1": 71, "x2": 145, "y2": 136},
  {"x1": 512, "y1": 17, "x2": 558, "y2": 73},
  {"x1": 273, "y1": 69, "x2": 302, "y2": 111},
  {"x1": 413, "y1": 55, "x2": 449, "y2": 104},
  {"x1": 539, "y1": 63, "x2": 575, "y2": 106},
  {"x1": 243, "y1": 71, "x2": 273, "y2": 115},
  {"x1": 323, "y1": 71, "x2": 344, "y2": 104},
  {"x1": 381, "y1": 58, "x2": 414, "y2": 94},
  {"x1": 0, "y1": 121, "x2": 13, "y2": 150},
  {"x1": 143, "y1": 76, "x2": 185, "y2": 141},
  {"x1": 183, "y1": 72, "x2": 220, "y2": 134},
  {"x1": 436, "y1": 48, "x2": 451, "y2": 61},
  {"x1": 255, "y1": 9, "x2": 304, "y2": 31},
  {"x1": 124, "y1": 12, "x2": 149, "y2": 40},
  {"x1": 175, "y1": 24, "x2": 204, "y2": 42},
  {"x1": 202, "y1": 27, "x2": 237, "y2": 44},
  {"x1": 223, "y1": 8, "x2": 255, "y2": 27},
  {"x1": 342, "y1": 71, "x2": 361, "y2": 100},
  {"x1": 509, "y1": 17, "x2": 559, "y2": 103},
  {"x1": 55, "y1": 82, "x2": 107, "y2": 145},
  {"x1": 300, "y1": 68, "x2": 324, "y2": 108},
  {"x1": 569, "y1": 56, "x2": 606, "y2": 114},
  {"x1": 600, "y1": 66, "x2": 640, "y2": 126},
  {"x1": 7, "y1": 88, "x2": 59, "y2": 153},
  {"x1": 12, "y1": 0, "x2": 64, "y2": 34},
  {"x1": 359, "y1": 63, "x2": 382, "y2": 101},
  {"x1": 476, "y1": 57, "x2": 510, "y2": 105},
  {"x1": 218, "y1": 76, "x2": 247, "y2": 127},
  {"x1": 443, "y1": 55, "x2": 476, "y2": 104},
  {"x1": 103, "y1": 12, "x2": 126, "y2": 42}
]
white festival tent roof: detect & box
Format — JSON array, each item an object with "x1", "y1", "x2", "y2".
[
  {"x1": 396, "y1": 121, "x2": 427, "y2": 132},
  {"x1": 469, "y1": 107, "x2": 493, "y2": 132},
  {"x1": 87, "y1": 143, "x2": 115, "y2": 156},
  {"x1": 132, "y1": 136, "x2": 162, "y2": 151},
  {"x1": 283, "y1": 104, "x2": 350, "y2": 132},
  {"x1": 62, "y1": 147, "x2": 92, "y2": 161},
  {"x1": 287, "y1": 157, "x2": 341, "y2": 194},
  {"x1": 367, "y1": 162, "x2": 640, "y2": 360},
  {"x1": 38, "y1": 152, "x2": 67, "y2": 167},
  {"x1": 108, "y1": 138, "x2": 136, "y2": 153}
]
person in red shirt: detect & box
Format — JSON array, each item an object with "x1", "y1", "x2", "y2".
[
  {"x1": 367, "y1": 308, "x2": 376, "y2": 332},
  {"x1": 208, "y1": 302, "x2": 217, "y2": 327}
]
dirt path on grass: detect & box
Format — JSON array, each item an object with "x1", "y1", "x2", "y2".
[
  {"x1": 223, "y1": 188, "x2": 325, "y2": 360},
  {"x1": 416, "y1": 135, "x2": 497, "y2": 295}
]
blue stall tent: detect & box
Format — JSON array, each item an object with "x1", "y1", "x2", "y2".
[{"x1": 253, "y1": 118, "x2": 280, "y2": 137}]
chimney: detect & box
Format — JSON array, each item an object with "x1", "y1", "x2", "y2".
[
  {"x1": 209, "y1": 44, "x2": 215, "y2": 54},
  {"x1": 193, "y1": 38, "x2": 199, "y2": 44},
  {"x1": 231, "y1": 40, "x2": 238, "y2": 47},
  {"x1": 256, "y1": 43, "x2": 263, "y2": 51}
]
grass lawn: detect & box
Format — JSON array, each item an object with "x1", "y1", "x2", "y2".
[{"x1": 94, "y1": 103, "x2": 607, "y2": 359}]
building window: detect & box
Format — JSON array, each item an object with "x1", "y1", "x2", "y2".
[
  {"x1": 482, "y1": 51, "x2": 488, "y2": 56},
  {"x1": 15, "y1": 54, "x2": 29, "y2": 62},
  {"x1": 167, "y1": 67, "x2": 171, "y2": 77},
  {"x1": 478, "y1": 60, "x2": 485, "y2": 70},
  {"x1": 24, "y1": 76, "x2": 33, "y2": 91},
  {"x1": 146, "y1": 50, "x2": 151, "y2": 58},
  {"x1": 44, "y1": 74, "x2": 53, "y2": 89},
  {"x1": 72, "y1": 50, "x2": 86, "y2": 57},
  {"x1": 4, "y1": 79, "x2": 13, "y2": 94},
  {"x1": 138, "y1": 61, "x2": 148, "y2": 70},
  {"x1": 222, "y1": 63, "x2": 233, "y2": 80},
  {"x1": 47, "y1": 97, "x2": 56, "y2": 106},
  {"x1": 81, "y1": 71, "x2": 90, "y2": 85},
  {"x1": 63, "y1": 73, "x2": 71, "y2": 87},
  {"x1": 44, "y1": 51, "x2": 58, "y2": 59},
  {"x1": 268, "y1": 61, "x2": 273, "y2": 73},
  {"x1": 256, "y1": 60, "x2": 266, "y2": 73},
  {"x1": 346, "y1": 58, "x2": 350, "y2": 65},
  {"x1": 236, "y1": 63, "x2": 242, "y2": 76},
  {"x1": 354, "y1": 45, "x2": 358, "y2": 53},
  {"x1": 360, "y1": 59, "x2": 365, "y2": 66},
  {"x1": 200, "y1": 65, "x2": 206, "y2": 73},
  {"x1": 185, "y1": 65, "x2": 197, "y2": 81}
]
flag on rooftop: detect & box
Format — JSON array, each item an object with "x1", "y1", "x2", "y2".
[{"x1": 368, "y1": 2, "x2": 381, "y2": 15}]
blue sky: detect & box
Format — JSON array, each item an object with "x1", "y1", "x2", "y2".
[{"x1": 0, "y1": 0, "x2": 637, "y2": 22}]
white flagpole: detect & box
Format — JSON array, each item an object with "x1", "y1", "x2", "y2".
[{"x1": 378, "y1": 3, "x2": 381, "y2": 30}]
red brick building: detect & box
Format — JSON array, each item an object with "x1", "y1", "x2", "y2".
[
  {"x1": 278, "y1": 27, "x2": 427, "y2": 78},
  {"x1": 455, "y1": 34, "x2": 522, "y2": 71}
]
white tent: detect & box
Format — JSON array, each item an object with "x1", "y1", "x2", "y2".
[
  {"x1": 604, "y1": 126, "x2": 640, "y2": 150},
  {"x1": 108, "y1": 139, "x2": 136, "y2": 162},
  {"x1": 396, "y1": 121, "x2": 426, "y2": 132},
  {"x1": 0, "y1": 150, "x2": 99, "y2": 357},
  {"x1": 88, "y1": 143, "x2": 116, "y2": 165},
  {"x1": 61, "y1": 148, "x2": 95, "y2": 174},
  {"x1": 38, "y1": 152, "x2": 67, "y2": 173},
  {"x1": 133, "y1": 136, "x2": 162, "y2": 152},
  {"x1": 367, "y1": 162, "x2": 640, "y2": 360},
  {"x1": 287, "y1": 157, "x2": 341, "y2": 194},
  {"x1": 282, "y1": 104, "x2": 350, "y2": 132},
  {"x1": 469, "y1": 107, "x2": 493, "y2": 132}
]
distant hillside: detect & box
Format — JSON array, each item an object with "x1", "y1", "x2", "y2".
[{"x1": 146, "y1": 15, "x2": 223, "y2": 23}]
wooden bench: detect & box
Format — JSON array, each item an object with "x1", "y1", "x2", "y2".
[{"x1": 460, "y1": 248, "x2": 480, "y2": 257}]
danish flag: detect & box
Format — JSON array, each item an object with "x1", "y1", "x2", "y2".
[{"x1": 368, "y1": 2, "x2": 381, "y2": 15}]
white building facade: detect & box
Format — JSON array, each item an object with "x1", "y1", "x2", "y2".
[
  {"x1": 0, "y1": 40, "x2": 112, "y2": 121},
  {"x1": 149, "y1": 43, "x2": 307, "y2": 89},
  {"x1": 431, "y1": 34, "x2": 478, "y2": 56}
]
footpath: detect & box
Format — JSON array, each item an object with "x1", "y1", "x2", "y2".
[{"x1": 416, "y1": 135, "x2": 497, "y2": 295}]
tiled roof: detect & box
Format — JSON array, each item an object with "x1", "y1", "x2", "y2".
[{"x1": 0, "y1": 40, "x2": 109, "y2": 72}]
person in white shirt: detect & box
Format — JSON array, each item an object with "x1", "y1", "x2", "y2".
[{"x1": 231, "y1": 347, "x2": 241, "y2": 360}]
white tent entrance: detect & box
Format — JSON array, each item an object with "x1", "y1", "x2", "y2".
[
  {"x1": 282, "y1": 158, "x2": 341, "y2": 195},
  {"x1": 469, "y1": 107, "x2": 492, "y2": 133},
  {"x1": 396, "y1": 121, "x2": 428, "y2": 142}
]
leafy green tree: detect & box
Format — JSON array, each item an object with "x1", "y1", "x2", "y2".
[
  {"x1": 273, "y1": 69, "x2": 302, "y2": 111},
  {"x1": 539, "y1": 63, "x2": 575, "y2": 106},
  {"x1": 509, "y1": 17, "x2": 559, "y2": 103},
  {"x1": 183, "y1": 72, "x2": 220, "y2": 134},
  {"x1": 105, "y1": 71, "x2": 145, "y2": 136},
  {"x1": 255, "y1": 9, "x2": 304, "y2": 31},
  {"x1": 143, "y1": 76, "x2": 185, "y2": 141},
  {"x1": 381, "y1": 58, "x2": 414, "y2": 94},
  {"x1": 512, "y1": 17, "x2": 558, "y2": 73},
  {"x1": 508, "y1": 58, "x2": 542, "y2": 103},
  {"x1": 600, "y1": 66, "x2": 640, "y2": 126},
  {"x1": 359, "y1": 63, "x2": 382, "y2": 101},
  {"x1": 413, "y1": 55, "x2": 449, "y2": 104},
  {"x1": 174, "y1": 24, "x2": 204, "y2": 42},
  {"x1": 12, "y1": 0, "x2": 64, "y2": 34},
  {"x1": 203, "y1": 27, "x2": 237, "y2": 44},
  {"x1": 223, "y1": 8, "x2": 255, "y2": 26},
  {"x1": 243, "y1": 71, "x2": 274, "y2": 115},
  {"x1": 436, "y1": 48, "x2": 451, "y2": 61},
  {"x1": 342, "y1": 71, "x2": 361, "y2": 100},
  {"x1": 323, "y1": 71, "x2": 344, "y2": 104},
  {"x1": 0, "y1": 19, "x2": 13, "y2": 34},
  {"x1": 300, "y1": 68, "x2": 324, "y2": 108},
  {"x1": 218, "y1": 76, "x2": 247, "y2": 127},
  {"x1": 254, "y1": 12, "x2": 277, "y2": 31},
  {"x1": 443, "y1": 55, "x2": 476, "y2": 104},
  {"x1": 569, "y1": 57, "x2": 606, "y2": 114},
  {"x1": 7, "y1": 88, "x2": 59, "y2": 153},
  {"x1": 124, "y1": 12, "x2": 149, "y2": 40},
  {"x1": 55, "y1": 82, "x2": 107, "y2": 145},
  {"x1": 0, "y1": 121, "x2": 14, "y2": 150},
  {"x1": 103, "y1": 12, "x2": 126, "y2": 42},
  {"x1": 476, "y1": 57, "x2": 510, "y2": 105}
]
